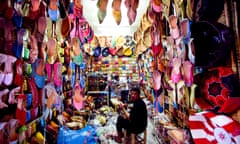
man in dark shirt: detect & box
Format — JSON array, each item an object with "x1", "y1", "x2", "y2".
[{"x1": 115, "y1": 87, "x2": 147, "y2": 143}]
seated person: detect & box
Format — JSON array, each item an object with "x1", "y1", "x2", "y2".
[{"x1": 115, "y1": 87, "x2": 148, "y2": 143}]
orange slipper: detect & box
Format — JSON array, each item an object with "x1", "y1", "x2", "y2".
[{"x1": 112, "y1": 0, "x2": 122, "y2": 25}]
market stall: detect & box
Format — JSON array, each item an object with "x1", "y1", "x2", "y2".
[{"x1": 0, "y1": 0, "x2": 240, "y2": 144}]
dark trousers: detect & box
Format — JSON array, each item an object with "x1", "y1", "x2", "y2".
[{"x1": 116, "y1": 115, "x2": 130, "y2": 134}]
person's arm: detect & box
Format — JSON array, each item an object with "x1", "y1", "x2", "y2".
[{"x1": 119, "y1": 103, "x2": 130, "y2": 119}]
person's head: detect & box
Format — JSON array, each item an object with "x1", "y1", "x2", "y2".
[
  {"x1": 114, "y1": 75, "x2": 119, "y2": 81},
  {"x1": 130, "y1": 87, "x2": 141, "y2": 102}
]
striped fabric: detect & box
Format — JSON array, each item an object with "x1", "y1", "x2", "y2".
[{"x1": 189, "y1": 111, "x2": 240, "y2": 144}]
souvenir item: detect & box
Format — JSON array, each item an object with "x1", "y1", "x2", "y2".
[
  {"x1": 112, "y1": 0, "x2": 122, "y2": 25},
  {"x1": 73, "y1": 84, "x2": 84, "y2": 111},
  {"x1": 189, "y1": 111, "x2": 240, "y2": 144},
  {"x1": 97, "y1": 0, "x2": 108, "y2": 24},
  {"x1": 195, "y1": 67, "x2": 240, "y2": 110}
]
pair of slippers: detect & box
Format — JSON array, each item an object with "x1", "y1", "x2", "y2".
[{"x1": 97, "y1": 0, "x2": 122, "y2": 25}]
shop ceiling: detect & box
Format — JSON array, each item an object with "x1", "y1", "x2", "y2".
[{"x1": 82, "y1": 0, "x2": 150, "y2": 36}]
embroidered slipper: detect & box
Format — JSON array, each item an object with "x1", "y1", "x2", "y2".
[
  {"x1": 112, "y1": 0, "x2": 122, "y2": 25},
  {"x1": 97, "y1": 0, "x2": 108, "y2": 24}
]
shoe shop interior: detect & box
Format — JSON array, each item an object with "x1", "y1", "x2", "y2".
[{"x1": 1, "y1": 0, "x2": 240, "y2": 144}]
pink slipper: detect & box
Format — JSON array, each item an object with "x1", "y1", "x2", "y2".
[
  {"x1": 183, "y1": 61, "x2": 193, "y2": 87},
  {"x1": 54, "y1": 62, "x2": 62, "y2": 87},
  {"x1": 46, "y1": 63, "x2": 53, "y2": 83},
  {"x1": 73, "y1": 84, "x2": 84, "y2": 110},
  {"x1": 169, "y1": 15, "x2": 180, "y2": 39},
  {"x1": 3, "y1": 55, "x2": 17, "y2": 86},
  {"x1": 0, "y1": 89, "x2": 9, "y2": 109},
  {"x1": 170, "y1": 57, "x2": 182, "y2": 84}
]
